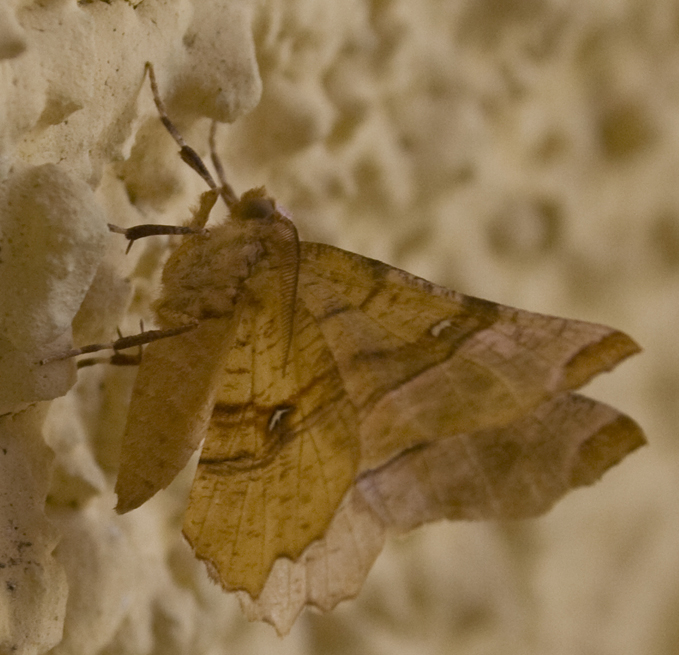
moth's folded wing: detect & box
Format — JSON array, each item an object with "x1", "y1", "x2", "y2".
[
  {"x1": 115, "y1": 318, "x2": 238, "y2": 513},
  {"x1": 237, "y1": 487, "x2": 387, "y2": 635},
  {"x1": 356, "y1": 393, "x2": 646, "y2": 528},
  {"x1": 182, "y1": 296, "x2": 360, "y2": 599},
  {"x1": 299, "y1": 242, "x2": 641, "y2": 470},
  {"x1": 235, "y1": 395, "x2": 645, "y2": 634}
]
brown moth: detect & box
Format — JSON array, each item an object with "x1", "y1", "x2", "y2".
[{"x1": 97, "y1": 65, "x2": 644, "y2": 633}]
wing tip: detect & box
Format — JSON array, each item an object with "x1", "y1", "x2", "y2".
[
  {"x1": 561, "y1": 329, "x2": 641, "y2": 391},
  {"x1": 569, "y1": 411, "x2": 647, "y2": 488}
]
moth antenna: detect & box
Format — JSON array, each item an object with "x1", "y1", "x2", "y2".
[
  {"x1": 145, "y1": 62, "x2": 219, "y2": 193},
  {"x1": 273, "y1": 217, "x2": 301, "y2": 374},
  {"x1": 209, "y1": 121, "x2": 239, "y2": 209}
]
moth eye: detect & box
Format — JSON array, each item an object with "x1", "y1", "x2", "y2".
[{"x1": 241, "y1": 197, "x2": 275, "y2": 220}]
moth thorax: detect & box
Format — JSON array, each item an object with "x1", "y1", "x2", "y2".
[{"x1": 156, "y1": 227, "x2": 267, "y2": 322}]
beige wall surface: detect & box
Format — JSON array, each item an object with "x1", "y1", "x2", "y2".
[{"x1": 0, "y1": 0, "x2": 676, "y2": 653}]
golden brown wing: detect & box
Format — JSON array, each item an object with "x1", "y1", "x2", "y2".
[
  {"x1": 182, "y1": 291, "x2": 360, "y2": 598},
  {"x1": 231, "y1": 242, "x2": 644, "y2": 633},
  {"x1": 238, "y1": 482, "x2": 387, "y2": 634},
  {"x1": 239, "y1": 392, "x2": 644, "y2": 635},
  {"x1": 298, "y1": 242, "x2": 640, "y2": 470},
  {"x1": 115, "y1": 317, "x2": 241, "y2": 514}
]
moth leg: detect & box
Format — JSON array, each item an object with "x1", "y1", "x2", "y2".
[
  {"x1": 40, "y1": 323, "x2": 198, "y2": 365},
  {"x1": 77, "y1": 345, "x2": 143, "y2": 369},
  {"x1": 108, "y1": 222, "x2": 209, "y2": 253},
  {"x1": 188, "y1": 188, "x2": 220, "y2": 230}
]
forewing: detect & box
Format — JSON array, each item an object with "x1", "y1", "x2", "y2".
[
  {"x1": 182, "y1": 293, "x2": 360, "y2": 598},
  {"x1": 115, "y1": 318, "x2": 239, "y2": 513},
  {"x1": 299, "y1": 242, "x2": 641, "y2": 469}
]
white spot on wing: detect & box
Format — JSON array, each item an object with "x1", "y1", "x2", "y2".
[
  {"x1": 268, "y1": 406, "x2": 293, "y2": 432},
  {"x1": 430, "y1": 318, "x2": 453, "y2": 338}
]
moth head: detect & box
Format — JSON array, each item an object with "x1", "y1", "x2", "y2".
[{"x1": 232, "y1": 187, "x2": 277, "y2": 222}]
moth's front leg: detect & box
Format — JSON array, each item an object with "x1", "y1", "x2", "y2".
[
  {"x1": 107, "y1": 223, "x2": 207, "y2": 250},
  {"x1": 107, "y1": 188, "x2": 215, "y2": 253},
  {"x1": 41, "y1": 199, "x2": 219, "y2": 366},
  {"x1": 40, "y1": 323, "x2": 198, "y2": 366}
]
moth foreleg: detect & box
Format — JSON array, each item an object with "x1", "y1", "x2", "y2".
[
  {"x1": 108, "y1": 222, "x2": 209, "y2": 253},
  {"x1": 76, "y1": 346, "x2": 143, "y2": 369},
  {"x1": 40, "y1": 323, "x2": 197, "y2": 365}
]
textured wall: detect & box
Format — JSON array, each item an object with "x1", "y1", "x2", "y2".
[{"x1": 0, "y1": 0, "x2": 676, "y2": 653}]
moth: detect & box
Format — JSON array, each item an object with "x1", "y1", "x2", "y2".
[{"x1": 69, "y1": 64, "x2": 646, "y2": 633}]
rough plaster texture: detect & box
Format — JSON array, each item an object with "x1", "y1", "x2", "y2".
[{"x1": 0, "y1": 0, "x2": 676, "y2": 653}]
